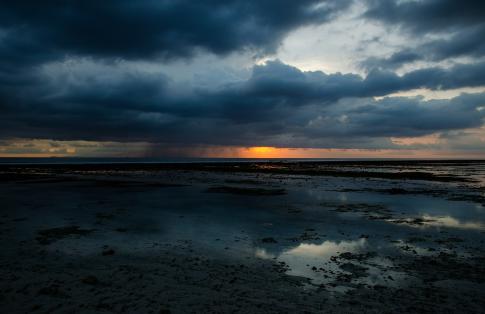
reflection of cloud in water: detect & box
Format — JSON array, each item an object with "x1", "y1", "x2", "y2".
[
  {"x1": 256, "y1": 239, "x2": 410, "y2": 288},
  {"x1": 256, "y1": 238, "x2": 366, "y2": 261},
  {"x1": 255, "y1": 239, "x2": 367, "y2": 284},
  {"x1": 424, "y1": 215, "x2": 484, "y2": 230},
  {"x1": 398, "y1": 214, "x2": 485, "y2": 230},
  {"x1": 255, "y1": 247, "x2": 275, "y2": 259},
  {"x1": 283, "y1": 238, "x2": 366, "y2": 259}
]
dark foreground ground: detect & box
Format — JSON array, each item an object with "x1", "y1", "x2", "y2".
[{"x1": 0, "y1": 160, "x2": 484, "y2": 313}]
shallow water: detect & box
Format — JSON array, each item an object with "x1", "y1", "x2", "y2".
[{"x1": 2, "y1": 165, "x2": 484, "y2": 293}]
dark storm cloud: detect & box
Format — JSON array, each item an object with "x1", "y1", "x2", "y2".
[
  {"x1": 364, "y1": 0, "x2": 485, "y2": 34},
  {"x1": 361, "y1": 50, "x2": 420, "y2": 71},
  {"x1": 361, "y1": 26, "x2": 485, "y2": 70},
  {"x1": 1, "y1": 1, "x2": 483, "y2": 151},
  {"x1": 272, "y1": 92, "x2": 485, "y2": 148},
  {"x1": 335, "y1": 93, "x2": 485, "y2": 138},
  {"x1": 0, "y1": 0, "x2": 354, "y2": 133},
  {"x1": 361, "y1": 0, "x2": 485, "y2": 69},
  {"x1": 1, "y1": 59, "x2": 484, "y2": 147},
  {"x1": 224, "y1": 60, "x2": 485, "y2": 107},
  {"x1": 0, "y1": 0, "x2": 351, "y2": 69},
  {"x1": 200, "y1": 60, "x2": 485, "y2": 122}
]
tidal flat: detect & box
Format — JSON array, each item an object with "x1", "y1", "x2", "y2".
[{"x1": 0, "y1": 160, "x2": 484, "y2": 313}]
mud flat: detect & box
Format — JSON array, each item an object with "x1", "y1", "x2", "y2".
[{"x1": 0, "y1": 161, "x2": 484, "y2": 313}]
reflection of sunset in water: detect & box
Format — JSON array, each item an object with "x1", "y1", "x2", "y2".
[{"x1": 392, "y1": 214, "x2": 485, "y2": 231}]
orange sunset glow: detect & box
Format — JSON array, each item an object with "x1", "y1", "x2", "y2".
[{"x1": 1, "y1": 139, "x2": 485, "y2": 159}]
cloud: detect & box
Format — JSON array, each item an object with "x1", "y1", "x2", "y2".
[
  {"x1": 1, "y1": 1, "x2": 483, "y2": 155},
  {"x1": 361, "y1": 26, "x2": 485, "y2": 70},
  {"x1": 206, "y1": 60, "x2": 485, "y2": 120},
  {"x1": 364, "y1": 0, "x2": 485, "y2": 34},
  {"x1": 361, "y1": 0, "x2": 485, "y2": 69},
  {"x1": 1, "y1": 58, "x2": 484, "y2": 149},
  {"x1": 0, "y1": 0, "x2": 351, "y2": 71},
  {"x1": 331, "y1": 93, "x2": 485, "y2": 138}
]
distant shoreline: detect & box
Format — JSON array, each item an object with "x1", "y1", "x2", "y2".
[
  {"x1": 1, "y1": 159, "x2": 484, "y2": 183},
  {"x1": 0, "y1": 157, "x2": 484, "y2": 166}
]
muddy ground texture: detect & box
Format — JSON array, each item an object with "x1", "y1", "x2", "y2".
[{"x1": 0, "y1": 161, "x2": 484, "y2": 313}]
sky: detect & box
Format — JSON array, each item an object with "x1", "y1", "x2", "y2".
[{"x1": 1, "y1": 0, "x2": 484, "y2": 158}]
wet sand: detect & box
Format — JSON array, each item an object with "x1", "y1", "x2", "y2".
[{"x1": 0, "y1": 161, "x2": 484, "y2": 313}]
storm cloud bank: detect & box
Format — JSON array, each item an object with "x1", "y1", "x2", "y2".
[
  {"x1": 362, "y1": 0, "x2": 485, "y2": 69},
  {"x1": 0, "y1": 0, "x2": 351, "y2": 67},
  {"x1": 1, "y1": 0, "x2": 484, "y2": 153}
]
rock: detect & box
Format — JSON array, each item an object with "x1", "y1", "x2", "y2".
[
  {"x1": 261, "y1": 237, "x2": 277, "y2": 243},
  {"x1": 31, "y1": 304, "x2": 42, "y2": 311},
  {"x1": 37, "y1": 285, "x2": 67, "y2": 298},
  {"x1": 339, "y1": 263, "x2": 368, "y2": 278},
  {"x1": 96, "y1": 212, "x2": 115, "y2": 219},
  {"x1": 36, "y1": 226, "x2": 93, "y2": 245},
  {"x1": 81, "y1": 275, "x2": 99, "y2": 285},
  {"x1": 102, "y1": 249, "x2": 115, "y2": 256}
]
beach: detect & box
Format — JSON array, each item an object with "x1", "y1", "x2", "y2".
[{"x1": 1, "y1": 160, "x2": 484, "y2": 313}]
